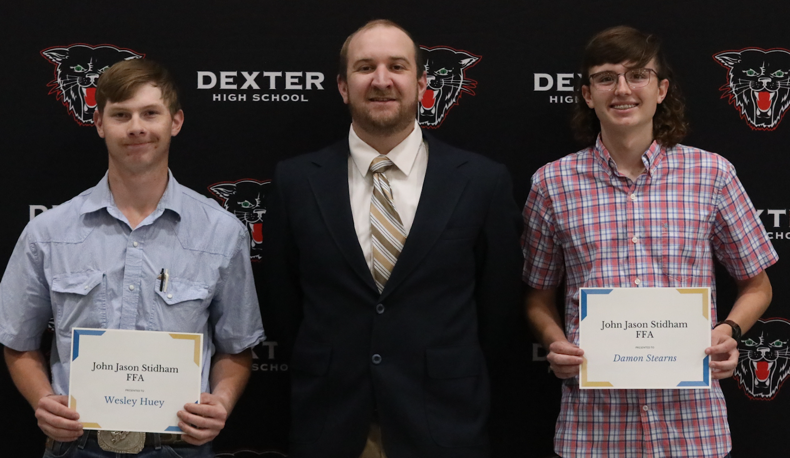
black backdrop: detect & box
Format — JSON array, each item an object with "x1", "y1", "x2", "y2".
[{"x1": 2, "y1": 1, "x2": 789, "y2": 456}]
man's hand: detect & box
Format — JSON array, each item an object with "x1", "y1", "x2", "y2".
[
  {"x1": 706, "y1": 326, "x2": 738, "y2": 379},
  {"x1": 547, "y1": 339, "x2": 585, "y2": 379},
  {"x1": 177, "y1": 392, "x2": 229, "y2": 446},
  {"x1": 35, "y1": 394, "x2": 83, "y2": 442}
]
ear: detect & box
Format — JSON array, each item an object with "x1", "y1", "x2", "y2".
[
  {"x1": 714, "y1": 52, "x2": 741, "y2": 69},
  {"x1": 42, "y1": 48, "x2": 69, "y2": 64},
  {"x1": 170, "y1": 110, "x2": 184, "y2": 136},
  {"x1": 657, "y1": 79, "x2": 669, "y2": 104},
  {"x1": 458, "y1": 55, "x2": 479, "y2": 69},
  {"x1": 94, "y1": 110, "x2": 105, "y2": 138},
  {"x1": 417, "y1": 72, "x2": 427, "y2": 102},
  {"x1": 209, "y1": 183, "x2": 237, "y2": 200},
  {"x1": 581, "y1": 85, "x2": 594, "y2": 108},
  {"x1": 337, "y1": 75, "x2": 349, "y2": 104}
]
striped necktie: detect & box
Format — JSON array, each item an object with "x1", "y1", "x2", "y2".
[{"x1": 370, "y1": 155, "x2": 406, "y2": 293}]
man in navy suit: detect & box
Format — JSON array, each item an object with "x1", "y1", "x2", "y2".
[{"x1": 263, "y1": 19, "x2": 522, "y2": 458}]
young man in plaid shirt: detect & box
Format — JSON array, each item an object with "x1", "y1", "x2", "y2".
[{"x1": 522, "y1": 26, "x2": 778, "y2": 457}]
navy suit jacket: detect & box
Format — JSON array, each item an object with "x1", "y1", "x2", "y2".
[{"x1": 263, "y1": 132, "x2": 523, "y2": 458}]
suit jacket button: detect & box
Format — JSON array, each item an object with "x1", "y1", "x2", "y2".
[
  {"x1": 371, "y1": 354, "x2": 382, "y2": 365},
  {"x1": 376, "y1": 303, "x2": 385, "y2": 314}
]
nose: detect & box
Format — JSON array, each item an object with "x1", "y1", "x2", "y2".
[
  {"x1": 371, "y1": 65, "x2": 392, "y2": 88},
  {"x1": 127, "y1": 114, "x2": 146, "y2": 136},
  {"x1": 613, "y1": 74, "x2": 632, "y2": 95}
]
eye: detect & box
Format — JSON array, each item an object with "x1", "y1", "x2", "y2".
[
  {"x1": 770, "y1": 339, "x2": 785, "y2": 347},
  {"x1": 98, "y1": 65, "x2": 110, "y2": 73},
  {"x1": 742, "y1": 338, "x2": 758, "y2": 346},
  {"x1": 436, "y1": 68, "x2": 449, "y2": 76},
  {"x1": 745, "y1": 69, "x2": 758, "y2": 77},
  {"x1": 629, "y1": 69, "x2": 650, "y2": 81},
  {"x1": 771, "y1": 70, "x2": 786, "y2": 78},
  {"x1": 240, "y1": 201, "x2": 252, "y2": 209},
  {"x1": 593, "y1": 72, "x2": 616, "y2": 85},
  {"x1": 72, "y1": 64, "x2": 87, "y2": 73}
]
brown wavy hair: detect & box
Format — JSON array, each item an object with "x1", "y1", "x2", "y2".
[{"x1": 571, "y1": 26, "x2": 688, "y2": 147}]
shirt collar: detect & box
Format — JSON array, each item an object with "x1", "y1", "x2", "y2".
[
  {"x1": 349, "y1": 119, "x2": 423, "y2": 177},
  {"x1": 593, "y1": 135, "x2": 663, "y2": 176},
  {"x1": 79, "y1": 170, "x2": 183, "y2": 218}
]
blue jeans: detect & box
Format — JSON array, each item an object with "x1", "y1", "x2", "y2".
[{"x1": 43, "y1": 433, "x2": 213, "y2": 458}]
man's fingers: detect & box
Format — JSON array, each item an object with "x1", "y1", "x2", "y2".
[{"x1": 39, "y1": 396, "x2": 80, "y2": 420}]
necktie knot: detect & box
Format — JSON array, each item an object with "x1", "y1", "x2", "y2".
[{"x1": 370, "y1": 155, "x2": 395, "y2": 174}]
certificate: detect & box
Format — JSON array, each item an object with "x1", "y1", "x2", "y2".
[
  {"x1": 578, "y1": 287, "x2": 711, "y2": 389},
  {"x1": 68, "y1": 328, "x2": 202, "y2": 433}
]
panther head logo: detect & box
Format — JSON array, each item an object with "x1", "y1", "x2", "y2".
[
  {"x1": 418, "y1": 46, "x2": 480, "y2": 128},
  {"x1": 733, "y1": 317, "x2": 790, "y2": 400},
  {"x1": 208, "y1": 179, "x2": 271, "y2": 261},
  {"x1": 714, "y1": 48, "x2": 790, "y2": 131},
  {"x1": 41, "y1": 44, "x2": 144, "y2": 126}
]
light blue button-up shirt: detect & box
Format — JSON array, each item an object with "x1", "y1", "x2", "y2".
[{"x1": 0, "y1": 172, "x2": 265, "y2": 394}]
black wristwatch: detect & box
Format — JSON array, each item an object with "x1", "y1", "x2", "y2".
[{"x1": 715, "y1": 319, "x2": 742, "y2": 342}]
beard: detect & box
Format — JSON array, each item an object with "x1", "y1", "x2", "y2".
[{"x1": 348, "y1": 89, "x2": 418, "y2": 137}]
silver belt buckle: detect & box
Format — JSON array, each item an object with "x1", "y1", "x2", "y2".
[{"x1": 97, "y1": 430, "x2": 145, "y2": 454}]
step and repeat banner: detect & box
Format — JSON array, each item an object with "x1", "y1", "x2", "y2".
[{"x1": 2, "y1": 1, "x2": 789, "y2": 457}]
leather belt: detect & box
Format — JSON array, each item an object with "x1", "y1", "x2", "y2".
[{"x1": 46, "y1": 431, "x2": 190, "y2": 454}]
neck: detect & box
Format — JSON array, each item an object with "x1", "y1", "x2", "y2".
[
  {"x1": 352, "y1": 121, "x2": 414, "y2": 155},
  {"x1": 600, "y1": 127, "x2": 655, "y2": 180},
  {"x1": 107, "y1": 165, "x2": 169, "y2": 229}
]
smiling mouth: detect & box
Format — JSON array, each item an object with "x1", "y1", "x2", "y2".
[{"x1": 612, "y1": 103, "x2": 638, "y2": 109}]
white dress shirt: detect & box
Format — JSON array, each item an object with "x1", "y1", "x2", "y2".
[{"x1": 348, "y1": 119, "x2": 428, "y2": 274}]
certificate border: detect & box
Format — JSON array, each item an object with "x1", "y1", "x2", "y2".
[
  {"x1": 69, "y1": 328, "x2": 201, "y2": 432},
  {"x1": 579, "y1": 288, "x2": 711, "y2": 389}
]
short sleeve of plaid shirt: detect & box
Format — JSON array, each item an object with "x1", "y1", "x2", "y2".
[
  {"x1": 711, "y1": 161, "x2": 778, "y2": 279},
  {"x1": 522, "y1": 164, "x2": 565, "y2": 289}
]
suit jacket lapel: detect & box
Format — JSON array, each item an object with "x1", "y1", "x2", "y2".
[
  {"x1": 380, "y1": 134, "x2": 470, "y2": 301},
  {"x1": 308, "y1": 141, "x2": 378, "y2": 292}
]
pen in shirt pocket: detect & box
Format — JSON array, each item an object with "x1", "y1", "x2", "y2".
[{"x1": 157, "y1": 268, "x2": 169, "y2": 293}]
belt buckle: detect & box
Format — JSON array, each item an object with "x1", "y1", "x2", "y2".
[{"x1": 97, "y1": 430, "x2": 145, "y2": 454}]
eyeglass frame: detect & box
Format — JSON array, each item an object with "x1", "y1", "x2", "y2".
[{"x1": 587, "y1": 68, "x2": 659, "y2": 91}]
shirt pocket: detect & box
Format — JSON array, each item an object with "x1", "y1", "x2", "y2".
[
  {"x1": 152, "y1": 277, "x2": 211, "y2": 331},
  {"x1": 51, "y1": 270, "x2": 107, "y2": 334}
]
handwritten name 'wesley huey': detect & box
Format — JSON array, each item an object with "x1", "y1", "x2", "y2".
[
  {"x1": 104, "y1": 396, "x2": 165, "y2": 408},
  {"x1": 600, "y1": 320, "x2": 688, "y2": 338}
]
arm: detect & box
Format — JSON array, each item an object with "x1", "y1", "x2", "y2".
[
  {"x1": 177, "y1": 349, "x2": 252, "y2": 445},
  {"x1": 707, "y1": 270, "x2": 772, "y2": 379},
  {"x1": 4, "y1": 347, "x2": 83, "y2": 441},
  {"x1": 524, "y1": 286, "x2": 584, "y2": 379}
]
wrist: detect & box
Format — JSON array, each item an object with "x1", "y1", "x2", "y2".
[{"x1": 715, "y1": 319, "x2": 742, "y2": 342}]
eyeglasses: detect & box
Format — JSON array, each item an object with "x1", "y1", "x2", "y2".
[{"x1": 588, "y1": 68, "x2": 658, "y2": 91}]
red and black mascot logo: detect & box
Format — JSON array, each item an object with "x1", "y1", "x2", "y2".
[
  {"x1": 208, "y1": 179, "x2": 271, "y2": 261},
  {"x1": 714, "y1": 48, "x2": 790, "y2": 131},
  {"x1": 41, "y1": 44, "x2": 144, "y2": 126},
  {"x1": 733, "y1": 317, "x2": 790, "y2": 400},
  {"x1": 418, "y1": 46, "x2": 480, "y2": 128}
]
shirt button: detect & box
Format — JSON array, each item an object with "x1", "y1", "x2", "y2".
[
  {"x1": 371, "y1": 354, "x2": 382, "y2": 365},
  {"x1": 630, "y1": 193, "x2": 637, "y2": 201},
  {"x1": 634, "y1": 278, "x2": 641, "y2": 286},
  {"x1": 642, "y1": 405, "x2": 649, "y2": 411},
  {"x1": 376, "y1": 303, "x2": 385, "y2": 314},
  {"x1": 133, "y1": 241, "x2": 139, "y2": 247},
  {"x1": 631, "y1": 236, "x2": 639, "y2": 244},
  {"x1": 128, "y1": 285, "x2": 135, "y2": 291}
]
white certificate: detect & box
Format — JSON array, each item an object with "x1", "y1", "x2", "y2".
[
  {"x1": 578, "y1": 287, "x2": 711, "y2": 389},
  {"x1": 68, "y1": 328, "x2": 202, "y2": 433}
]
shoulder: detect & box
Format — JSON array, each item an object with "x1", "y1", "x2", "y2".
[
  {"x1": 276, "y1": 140, "x2": 347, "y2": 176},
  {"x1": 663, "y1": 143, "x2": 738, "y2": 182},
  {"x1": 532, "y1": 147, "x2": 595, "y2": 187},
  {"x1": 173, "y1": 183, "x2": 248, "y2": 255},
  {"x1": 23, "y1": 187, "x2": 95, "y2": 243},
  {"x1": 425, "y1": 134, "x2": 507, "y2": 180}
]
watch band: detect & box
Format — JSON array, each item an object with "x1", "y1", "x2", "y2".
[{"x1": 716, "y1": 319, "x2": 742, "y2": 342}]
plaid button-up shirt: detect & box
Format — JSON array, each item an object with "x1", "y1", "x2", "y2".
[{"x1": 522, "y1": 138, "x2": 778, "y2": 457}]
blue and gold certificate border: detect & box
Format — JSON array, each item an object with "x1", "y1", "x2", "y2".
[
  {"x1": 579, "y1": 288, "x2": 710, "y2": 388},
  {"x1": 70, "y1": 328, "x2": 202, "y2": 431}
]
